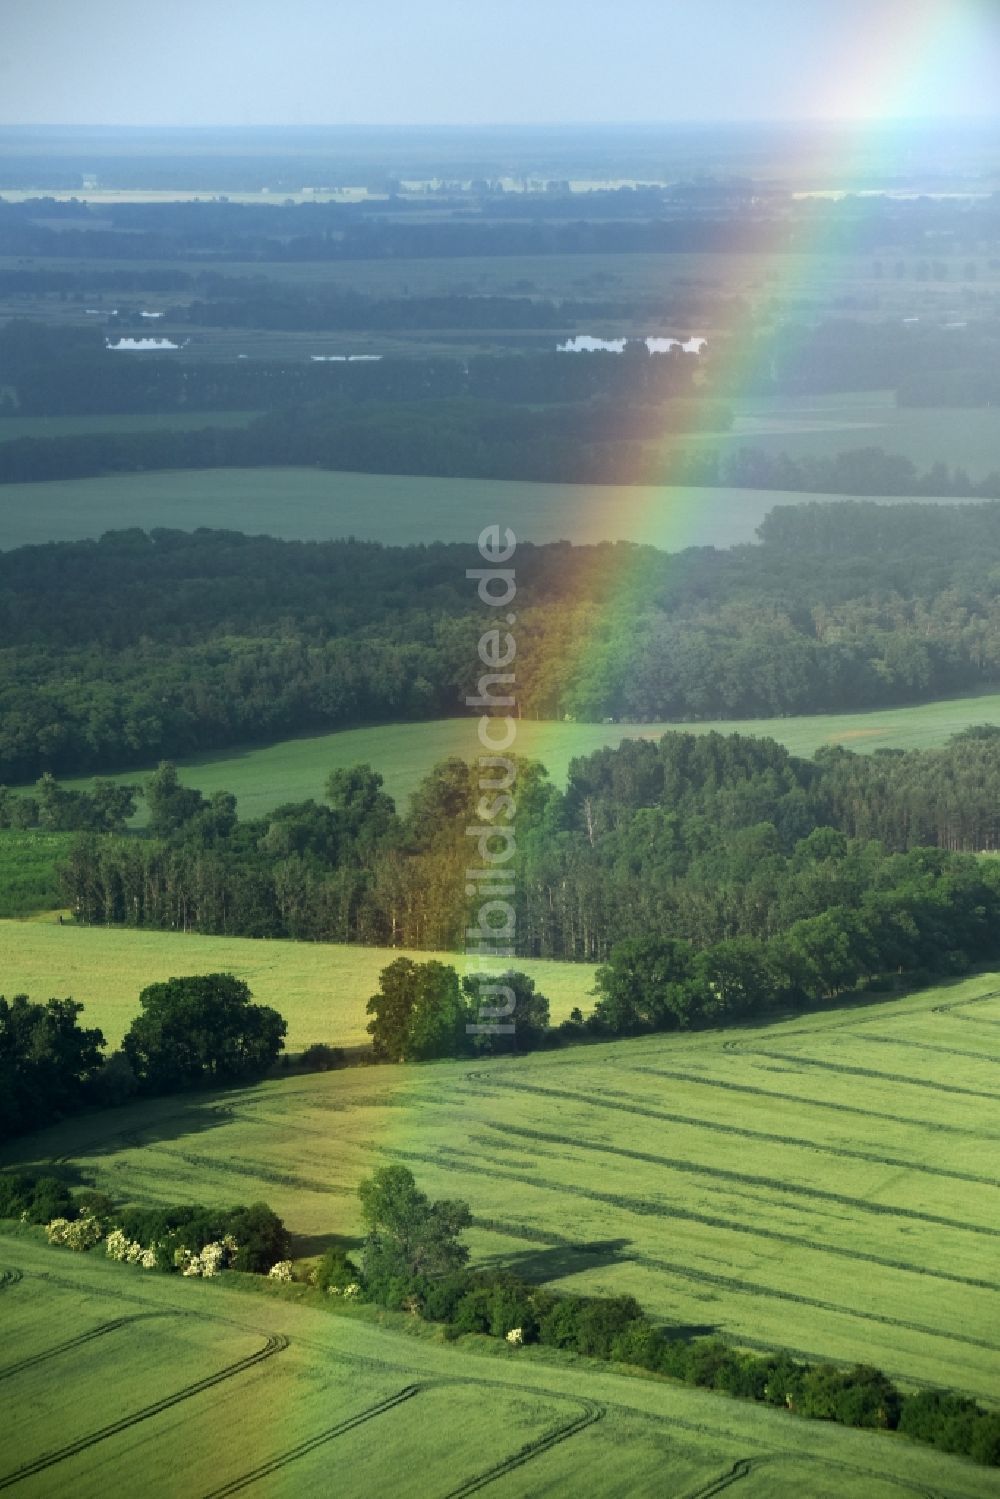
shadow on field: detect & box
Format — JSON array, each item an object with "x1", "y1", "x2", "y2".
[
  {"x1": 484, "y1": 1237, "x2": 634, "y2": 1283},
  {"x1": 288, "y1": 1230, "x2": 363, "y2": 1260},
  {"x1": 4, "y1": 1085, "x2": 264, "y2": 1178}
]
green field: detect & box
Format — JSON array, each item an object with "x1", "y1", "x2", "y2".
[
  {"x1": 0, "y1": 410, "x2": 258, "y2": 444},
  {"x1": 699, "y1": 391, "x2": 1000, "y2": 479},
  {"x1": 45, "y1": 691, "x2": 1000, "y2": 825},
  {"x1": 0, "y1": 831, "x2": 73, "y2": 917},
  {"x1": 0, "y1": 464, "x2": 989, "y2": 553},
  {"x1": 3, "y1": 1232, "x2": 990, "y2": 1499},
  {"x1": 4, "y1": 974, "x2": 999, "y2": 1496},
  {"x1": 0, "y1": 920, "x2": 597, "y2": 1050}
]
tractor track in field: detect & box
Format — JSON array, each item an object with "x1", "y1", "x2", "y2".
[
  {"x1": 932, "y1": 988, "x2": 1000, "y2": 1018},
  {"x1": 0, "y1": 1267, "x2": 22, "y2": 1291},
  {"x1": 199, "y1": 1383, "x2": 422, "y2": 1498},
  {"x1": 0, "y1": 1331, "x2": 289, "y2": 1490},
  {"x1": 394, "y1": 1146, "x2": 1000, "y2": 1356},
  {"x1": 473, "y1": 1123, "x2": 1000, "y2": 1250},
  {"x1": 680, "y1": 1458, "x2": 755, "y2": 1499},
  {"x1": 398, "y1": 1140, "x2": 1000, "y2": 1314},
  {"x1": 730, "y1": 1050, "x2": 998, "y2": 1102},
  {"x1": 0, "y1": 1312, "x2": 171, "y2": 1383},
  {"x1": 440, "y1": 1398, "x2": 604, "y2": 1498}
]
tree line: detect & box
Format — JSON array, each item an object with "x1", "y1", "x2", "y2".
[{"x1": 56, "y1": 730, "x2": 1000, "y2": 964}]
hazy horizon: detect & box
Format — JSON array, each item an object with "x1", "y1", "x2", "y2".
[{"x1": 1, "y1": 0, "x2": 998, "y2": 129}]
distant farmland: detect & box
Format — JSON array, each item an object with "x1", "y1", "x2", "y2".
[
  {"x1": 8, "y1": 974, "x2": 999, "y2": 1420},
  {"x1": 0, "y1": 464, "x2": 991, "y2": 554}
]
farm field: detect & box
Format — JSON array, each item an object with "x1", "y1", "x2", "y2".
[
  {"x1": 44, "y1": 690, "x2": 1000, "y2": 825},
  {"x1": 696, "y1": 391, "x2": 1000, "y2": 478},
  {"x1": 0, "y1": 920, "x2": 597, "y2": 1050},
  {"x1": 7, "y1": 974, "x2": 1000, "y2": 1414},
  {"x1": 0, "y1": 831, "x2": 73, "y2": 917},
  {"x1": 0, "y1": 410, "x2": 259, "y2": 444},
  {"x1": 0, "y1": 466, "x2": 989, "y2": 554},
  {"x1": 2, "y1": 1236, "x2": 991, "y2": 1499}
]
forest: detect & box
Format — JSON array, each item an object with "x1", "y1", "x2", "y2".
[{"x1": 2, "y1": 507, "x2": 1000, "y2": 781}]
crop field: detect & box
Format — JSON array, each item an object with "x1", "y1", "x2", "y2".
[
  {"x1": 695, "y1": 392, "x2": 1000, "y2": 479},
  {"x1": 38, "y1": 691, "x2": 1000, "y2": 826},
  {"x1": 0, "y1": 411, "x2": 259, "y2": 445},
  {"x1": 0, "y1": 920, "x2": 597, "y2": 1050},
  {"x1": 2, "y1": 1235, "x2": 989, "y2": 1498},
  {"x1": 7, "y1": 974, "x2": 1000, "y2": 1423},
  {"x1": 0, "y1": 463, "x2": 992, "y2": 555},
  {"x1": 0, "y1": 832, "x2": 73, "y2": 918}
]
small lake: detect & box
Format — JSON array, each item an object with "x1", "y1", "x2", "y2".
[
  {"x1": 106, "y1": 338, "x2": 180, "y2": 351},
  {"x1": 559, "y1": 335, "x2": 707, "y2": 354}
]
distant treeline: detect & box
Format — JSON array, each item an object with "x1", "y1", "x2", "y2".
[
  {"x1": 57, "y1": 728, "x2": 1000, "y2": 962},
  {"x1": 2, "y1": 191, "x2": 998, "y2": 261},
  {"x1": 4, "y1": 508, "x2": 1000, "y2": 780}
]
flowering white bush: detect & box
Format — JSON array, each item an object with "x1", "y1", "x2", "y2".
[
  {"x1": 106, "y1": 1228, "x2": 130, "y2": 1261},
  {"x1": 343, "y1": 1282, "x2": 361, "y2": 1298},
  {"x1": 47, "y1": 1213, "x2": 104, "y2": 1252},
  {"x1": 140, "y1": 1248, "x2": 159, "y2": 1270},
  {"x1": 268, "y1": 1260, "x2": 293, "y2": 1282},
  {"x1": 178, "y1": 1240, "x2": 230, "y2": 1278},
  {"x1": 505, "y1": 1327, "x2": 524, "y2": 1346}
]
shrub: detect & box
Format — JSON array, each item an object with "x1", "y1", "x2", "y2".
[
  {"x1": 571, "y1": 1295, "x2": 645, "y2": 1359},
  {"x1": 224, "y1": 1203, "x2": 290, "y2": 1273},
  {"x1": 24, "y1": 1176, "x2": 74, "y2": 1225},
  {"x1": 268, "y1": 1260, "x2": 293, "y2": 1281},
  {"x1": 46, "y1": 1212, "x2": 103, "y2": 1251},
  {"x1": 75, "y1": 1189, "x2": 114, "y2": 1220},
  {"x1": 538, "y1": 1296, "x2": 591, "y2": 1350},
  {"x1": 799, "y1": 1363, "x2": 901, "y2": 1430},
  {"x1": 300, "y1": 1043, "x2": 345, "y2": 1072},
  {"x1": 0, "y1": 1171, "x2": 32, "y2": 1219},
  {"x1": 313, "y1": 1245, "x2": 361, "y2": 1295}
]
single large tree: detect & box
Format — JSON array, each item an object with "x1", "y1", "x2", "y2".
[
  {"x1": 358, "y1": 1165, "x2": 471, "y2": 1296},
  {"x1": 122, "y1": 974, "x2": 285, "y2": 1092},
  {"x1": 366, "y1": 957, "x2": 469, "y2": 1062}
]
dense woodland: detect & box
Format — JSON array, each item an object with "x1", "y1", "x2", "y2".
[
  {"x1": 53, "y1": 728, "x2": 1000, "y2": 965},
  {"x1": 2, "y1": 506, "x2": 1000, "y2": 781}
]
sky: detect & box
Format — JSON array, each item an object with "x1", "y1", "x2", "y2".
[{"x1": 0, "y1": 0, "x2": 998, "y2": 128}]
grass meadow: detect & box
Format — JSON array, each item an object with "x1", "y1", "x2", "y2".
[
  {"x1": 0, "y1": 832, "x2": 73, "y2": 917},
  {"x1": 2, "y1": 1230, "x2": 989, "y2": 1498},
  {"x1": 0, "y1": 464, "x2": 993, "y2": 555},
  {"x1": 6, "y1": 974, "x2": 1000, "y2": 1421},
  {"x1": 38, "y1": 690, "x2": 1000, "y2": 826},
  {"x1": 0, "y1": 920, "x2": 597, "y2": 1049}
]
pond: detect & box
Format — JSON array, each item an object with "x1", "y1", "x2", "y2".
[{"x1": 558, "y1": 335, "x2": 707, "y2": 354}]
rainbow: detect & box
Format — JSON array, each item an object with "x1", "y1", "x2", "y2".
[{"x1": 338, "y1": 0, "x2": 998, "y2": 1272}]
